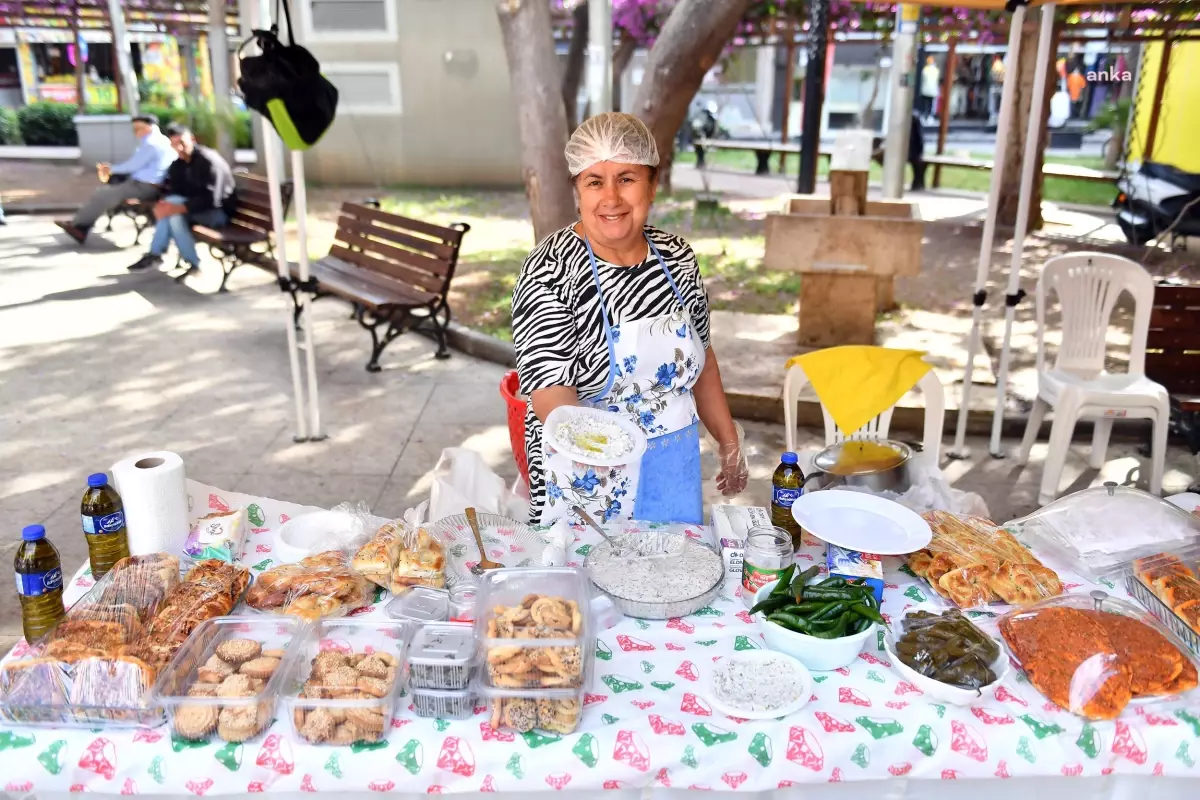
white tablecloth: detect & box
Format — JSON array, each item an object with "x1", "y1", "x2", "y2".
[{"x1": 3, "y1": 483, "x2": 1199, "y2": 798}]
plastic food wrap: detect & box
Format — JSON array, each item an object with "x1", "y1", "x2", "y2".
[
  {"x1": 0, "y1": 552, "x2": 194, "y2": 726},
  {"x1": 1005, "y1": 484, "x2": 1200, "y2": 582},
  {"x1": 999, "y1": 592, "x2": 1200, "y2": 721},
  {"x1": 245, "y1": 551, "x2": 372, "y2": 620},
  {"x1": 184, "y1": 507, "x2": 248, "y2": 562},
  {"x1": 352, "y1": 514, "x2": 446, "y2": 594},
  {"x1": 908, "y1": 511, "x2": 1063, "y2": 609},
  {"x1": 892, "y1": 609, "x2": 999, "y2": 690},
  {"x1": 1128, "y1": 552, "x2": 1200, "y2": 657}
]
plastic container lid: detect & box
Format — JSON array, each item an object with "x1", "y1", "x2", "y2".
[
  {"x1": 1005, "y1": 483, "x2": 1200, "y2": 581},
  {"x1": 409, "y1": 623, "x2": 475, "y2": 666},
  {"x1": 21, "y1": 524, "x2": 45, "y2": 541},
  {"x1": 87, "y1": 473, "x2": 108, "y2": 488},
  {"x1": 781, "y1": 452, "x2": 798, "y2": 465},
  {"x1": 386, "y1": 586, "x2": 450, "y2": 623}
]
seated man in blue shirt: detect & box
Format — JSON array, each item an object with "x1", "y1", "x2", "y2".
[{"x1": 55, "y1": 114, "x2": 176, "y2": 243}]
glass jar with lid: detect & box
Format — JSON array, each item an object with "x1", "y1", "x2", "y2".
[{"x1": 740, "y1": 526, "x2": 795, "y2": 609}]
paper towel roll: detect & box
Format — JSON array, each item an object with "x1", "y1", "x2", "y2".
[{"x1": 111, "y1": 451, "x2": 189, "y2": 556}]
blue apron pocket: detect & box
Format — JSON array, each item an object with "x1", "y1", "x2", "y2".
[{"x1": 633, "y1": 423, "x2": 703, "y2": 525}]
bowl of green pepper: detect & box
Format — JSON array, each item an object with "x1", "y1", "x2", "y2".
[
  {"x1": 882, "y1": 607, "x2": 1010, "y2": 705},
  {"x1": 751, "y1": 564, "x2": 881, "y2": 671}
]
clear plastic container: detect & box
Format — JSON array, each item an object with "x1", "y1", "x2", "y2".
[
  {"x1": 153, "y1": 616, "x2": 303, "y2": 743},
  {"x1": 476, "y1": 685, "x2": 586, "y2": 735},
  {"x1": 475, "y1": 568, "x2": 591, "y2": 692},
  {"x1": 998, "y1": 590, "x2": 1199, "y2": 721},
  {"x1": 408, "y1": 623, "x2": 475, "y2": 690},
  {"x1": 1126, "y1": 552, "x2": 1200, "y2": 658},
  {"x1": 408, "y1": 684, "x2": 476, "y2": 719},
  {"x1": 280, "y1": 618, "x2": 409, "y2": 746},
  {"x1": 386, "y1": 586, "x2": 449, "y2": 623},
  {"x1": 1004, "y1": 483, "x2": 1200, "y2": 582}
]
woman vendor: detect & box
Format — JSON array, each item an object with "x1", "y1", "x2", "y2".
[{"x1": 512, "y1": 112, "x2": 748, "y2": 526}]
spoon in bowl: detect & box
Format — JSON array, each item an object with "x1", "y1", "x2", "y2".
[{"x1": 466, "y1": 507, "x2": 504, "y2": 576}]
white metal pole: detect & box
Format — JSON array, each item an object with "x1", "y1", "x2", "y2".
[
  {"x1": 587, "y1": 0, "x2": 613, "y2": 115},
  {"x1": 291, "y1": 150, "x2": 323, "y2": 440},
  {"x1": 950, "y1": 3, "x2": 1026, "y2": 457},
  {"x1": 882, "y1": 5, "x2": 917, "y2": 199},
  {"x1": 989, "y1": 4, "x2": 1055, "y2": 457},
  {"x1": 254, "y1": 0, "x2": 308, "y2": 442}
]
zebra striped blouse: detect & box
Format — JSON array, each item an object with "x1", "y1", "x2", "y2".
[{"x1": 511, "y1": 224, "x2": 712, "y2": 520}]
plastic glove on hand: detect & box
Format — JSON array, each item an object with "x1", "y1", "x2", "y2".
[{"x1": 715, "y1": 441, "x2": 748, "y2": 497}]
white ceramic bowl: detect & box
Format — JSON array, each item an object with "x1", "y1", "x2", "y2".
[
  {"x1": 273, "y1": 510, "x2": 359, "y2": 564},
  {"x1": 753, "y1": 582, "x2": 875, "y2": 671},
  {"x1": 883, "y1": 624, "x2": 1010, "y2": 706}
]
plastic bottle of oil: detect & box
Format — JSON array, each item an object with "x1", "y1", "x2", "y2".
[
  {"x1": 14, "y1": 524, "x2": 66, "y2": 642},
  {"x1": 81, "y1": 473, "x2": 130, "y2": 579},
  {"x1": 770, "y1": 452, "x2": 805, "y2": 548}
]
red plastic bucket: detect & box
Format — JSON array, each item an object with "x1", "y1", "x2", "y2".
[{"x1": 500, "y1": 370, "x2": 530, "y2": 486}]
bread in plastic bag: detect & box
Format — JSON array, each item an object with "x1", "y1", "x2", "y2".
[
  {"x1": 352, "y1": 501, "x2": 446, "y2": 593},
  {"x1": 245, "y1": 550, "x2": 372, "y2": 620},
  {"x1": 999, "y1": 592, "x2": 1199, "y2": 720},
  {"x1": 908, "y1": 510, "x2": 1063, "y2": 609}
]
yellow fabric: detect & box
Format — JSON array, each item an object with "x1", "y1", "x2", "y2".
[{"x1": 786, "y1": 346, "x2": 933, "y2": 437}]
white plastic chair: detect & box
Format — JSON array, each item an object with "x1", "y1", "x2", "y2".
[
  {"x1": 782, "y1": 359, "x2": 945, "y2": 463},
  {"x1": 1017, "y1": 252, "x2": 1168, "y2": 505}
]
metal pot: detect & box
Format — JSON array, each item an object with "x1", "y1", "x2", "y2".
[{"x1": 809, "y1": 439, "x2": 914, "y2": 494}]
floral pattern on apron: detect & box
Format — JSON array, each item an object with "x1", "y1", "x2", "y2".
[{"x1": 540, "y1": 232, "x2": 706, "y2": 526}]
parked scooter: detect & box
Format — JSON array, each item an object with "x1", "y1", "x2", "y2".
[{"x1": 1114, "y1": 161, "x2": 1200, "y2": 246}]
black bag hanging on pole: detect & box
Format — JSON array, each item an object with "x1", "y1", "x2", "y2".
[{"x1": 238, "y1": 0, "x2": 338, "y2": 150}]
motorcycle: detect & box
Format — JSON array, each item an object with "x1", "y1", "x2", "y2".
[{"x1": 1113, "y1": 161, "x2": 1200, "y2": 246}]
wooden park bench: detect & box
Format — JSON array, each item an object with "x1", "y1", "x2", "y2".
[
  {"x1": 694, "y1": 138, "x2": 834, "y2": 175},
  {"x1": 98, "y1": 187, "x2": 162, "y2": 247},
  {"x1": 1147, "y1": 282, "x2": 1200, "y2": 456},
  {"x1": 923, "y1": 154, "x2": 1120, "y2": 185},
  {"x1": 300, "y1": 202, "x2": 470, "y2": 372},
  {"x1": 192, "y1": 172, "x2": 294, "y2": 292}
]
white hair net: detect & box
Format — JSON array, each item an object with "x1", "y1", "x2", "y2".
[{"x1": 565, "y1": 112, "x2": 660, "y2": 177}]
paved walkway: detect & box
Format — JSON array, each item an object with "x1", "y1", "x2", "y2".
[{"x1": 2, "y1": 214, "x2": 1196, "y2": 654}]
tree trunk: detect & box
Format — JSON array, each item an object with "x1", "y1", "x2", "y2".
[
  {"x1": 857, "y1": 57, "x2": 884, "y2": 129},
  {"x1": 562, "y1": 2, "x2": 588, "y2": 130},
  {"x1": 630, "y1": 0, "x2": 756, "y2": 192},
  {"x1": 995, "y1": 9, "x2": 1055, "y2": 231},
  {"x1": 612, "y1": 33, "x2": 636, "y2": 112},
  {"x1": 497, "y1": 0, "x2": 577, "y2": 244}
]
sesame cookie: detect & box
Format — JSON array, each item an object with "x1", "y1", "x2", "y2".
[
  {"x1": 216, "y1": 638, "x2": 262, "y2": 665},
  {"x1": 216, "y1": 673, "x2": 255, "y2": 698},
  {"x1": 173, "y1": 704, "x2": 218, "y2": 739},
  {"x1": 239, "y1": 656, "x2": 281, "y2": 680}
]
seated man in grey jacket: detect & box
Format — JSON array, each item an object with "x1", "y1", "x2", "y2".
[{"x1": 55, "y1": 114, "x2": 176, "y2": 243}]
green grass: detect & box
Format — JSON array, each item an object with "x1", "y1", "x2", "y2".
[{"x1": 675, "y1": 145, "x2": 1117, "y2": 207}]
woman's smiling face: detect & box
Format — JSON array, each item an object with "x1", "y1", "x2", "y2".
[{"x1": 574, "y1": 161, "x2": 658, "y2": 251}]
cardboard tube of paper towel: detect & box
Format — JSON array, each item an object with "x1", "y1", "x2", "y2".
[{"x1": 111, "y1": 451, "x2": 189, "y2": 556}]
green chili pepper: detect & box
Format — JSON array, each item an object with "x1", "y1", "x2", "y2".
[
  {"x1": 748, "y1": 595, "x2": 790, "y2": 616},
  {"x1": 767, "y1": 612, "x2": 811, "y2": 633},
  {"x1": 811, "y1": 601, "x2": 848, "y2": 622},
  {"x1": 850, "y1": 603, "x2": 885, "y2": 624},
  {"x1": 782, "y1": 602, "x2": 830, "y2": 615},
  {"x1": 791, "y1": 565, "x2": 820, "y2": 590},
  {"x1": 798, "y1": 587, "x2": 862, "y2": 601},
  {"x1": 770, "y1": 564, "x2": 797, "y2": 596}
]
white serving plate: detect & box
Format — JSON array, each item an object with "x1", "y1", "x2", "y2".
[
  {"x1": 753, "y1": 582, "x2": 875, "y2": 671},
  {"x1": 882, "y1": 610, "x2": 1011, "y2": 706},
  {"x1": 703, "y1": 649, "x2": 813, "y2": 720},
  {"x1": 543, "y1": 405, "x2": 647, "y2": 467},
  {"x1": 273, "y1": 510, "x2": 359, "y2": 564},
  {"x1": 791, "y1": 490, "x2": 932, "y2": 555},
  {"x1": 432, "y1": 512, "x2": 546, "y2": 587}
]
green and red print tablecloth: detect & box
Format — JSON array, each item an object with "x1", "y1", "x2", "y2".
[{"x1": 2, "y1": 484, "x2": 1199, "y2": 795}]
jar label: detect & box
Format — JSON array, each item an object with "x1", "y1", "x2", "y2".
[
  {"x1": 772, "y1": 487, "x2": 802, "y2": 507},
  {"x1": 742, "y1": 563, "x2": 788, "y2": 597},
  {"x1": 15, "y1": 567, "x2": 63, "y2": 597},
  {"x1": 82, "y1": 510, "x2": 125, "y2": 535}
]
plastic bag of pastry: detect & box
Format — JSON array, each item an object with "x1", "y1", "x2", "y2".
[
  {"x1": 907, "y1": 510, "x2": 1063, "y2": 610},
  {"x1": 353, "y1": 502, "x2": 446, "y2": 593},
  {"x1": 999, "y1": 592, "x2": 1200, "y2": 721},
  {"x1": 122, "y1": 559, "x2": 252, "y2": 670},
  {"x1": 1005, "y1": 484, "x2": 1200, "y2": 582},
  {"x1": 245, "y1": 550, "x2": 372, "y2": 620},
  {"x1": 184, "y1": 508, "x2": 249, "y2": 562}
]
